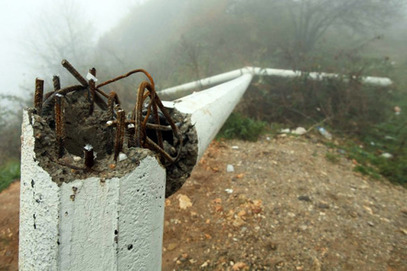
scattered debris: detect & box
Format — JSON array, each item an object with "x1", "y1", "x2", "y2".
[
  {"x1": 73, "y1": 156, "x2": 81, "y2": 162},
  {"x1": 177, "y1": 194, "x2": 192, "y2": 210},
  {"x1": 298, "y1": 195, "x2": 312, "y2": 202},
  {"x1": 227, "y1": 164, "x2": 235, "y2": 173},
  {"x1": 200, "y1": 260, "x2": 210, "y2": 268},
  {"x1": 380, "y1": 153, "x2": 393, "y2": 159},
  {"x1": 232, "y1": 262, "x2": 248, "y2": 270},
  {"x1": 394, "y1": 105, "x2": 401, "y2": 115},
  {"x1": 311, "y1": 258, "x2": 321, "y2": 271},
  {"x1": 118, "y1": 152, "x2": 127, "y2": 162},
  {"x1": 317, "y1": 127, "x2": 332, "y2": 140},
  {"x1": 292, "y1": 127, "x2": 307, "y2": 135}
]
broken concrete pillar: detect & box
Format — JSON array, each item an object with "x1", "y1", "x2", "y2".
[
  {"x1": 19, "y1": 110, "x2": 166, "y2": 270},
  {"x1": 19, "y1": 62, "x2": 254, "y2": 270}
]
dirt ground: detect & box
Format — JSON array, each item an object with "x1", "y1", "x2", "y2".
[
  {"x1": 0, "y1": 181, "x2": 19, "y2": 271},
  {"x1": 1, "y1": 135, "x2": 407, "y2": 271}
]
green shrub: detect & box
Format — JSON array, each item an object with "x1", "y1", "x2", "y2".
[
  {"x1": 240, "y1": 75, "x2": 393, "y2": 136},
  {"x1": 376, "y1": 156, "x2": 407, "y2": 185},
  {"x1": 0, "y1": 160, "x2": 20, "y2": 193},
  {"x1": 217, "y1": 113, "x2": 267, "y2": 141},
  {"x1": 330, "y1": 138, "x2": 407, "y2": 185}
]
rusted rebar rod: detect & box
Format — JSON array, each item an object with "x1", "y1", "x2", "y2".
[
  {"x1": 88, "y1": 68, "x2": 96, "y2": 115},
  {"x1": 97, "y1": 69, "x2": 155, "y2": 89},
  {"x1": 61, "y1": 59, "x2": 88, "y2": 86},
  {"x1": 54, "y1": 93, "x2": 65, "y2": 158},
  {"x1": 107, "y1": 91, "x2": 120, "y2": 120},
  {"x1": 84, "y1": 144, "x2": 95, "y2": 169},
  {"x1": 34, "y1": 78, "x2": 44, "y2": 115},
  {"x1": 53, "y1": 75, "x2": 61, "y2": 91}
]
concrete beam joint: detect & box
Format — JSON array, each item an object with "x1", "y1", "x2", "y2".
[{"x1": 159, "y1": 66, "x2": 393, "y2": 100}]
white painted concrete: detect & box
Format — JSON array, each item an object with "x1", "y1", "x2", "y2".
[
  {"x1": 168, "y1": 74, "x2": 253, "y2": 160},
  {"x1": 159, "y1": 66, "x2": 392, "y2": 99},
  {"x1": 20, "y1": 110, "x2": 166, "y2": 271},
  {"x1": 20, "y1": 111, "x2": 60, "y2": 271}
]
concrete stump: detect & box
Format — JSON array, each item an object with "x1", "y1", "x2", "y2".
[{"x1": 19, "y1": 110, "x2": 166, "y2": 271}]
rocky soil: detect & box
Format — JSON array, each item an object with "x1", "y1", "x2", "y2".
[
  {"x1": 162, "y1": 135, "x2": 407, "y2": 271},
  {"x1": 1, "y1": 135, "x2": 407, "y2": 271}
]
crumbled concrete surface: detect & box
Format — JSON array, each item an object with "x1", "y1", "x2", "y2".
[
  {"x1": 163, "y1": 109, "x2": 198, "y2": 197},
  {"x1": 32, "y1": 90, "x2": 155, "y2": 185},
  {"x1": 31, "y1": 89, "x2": 198, "y2": 196}
]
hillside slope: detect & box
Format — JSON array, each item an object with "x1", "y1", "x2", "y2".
[
  {"x1": 163, "y1": 136, "x2": 407, "y2": 270},
  {"x1": 1, "y1": 136, "x2": 406, "y2": 271}
]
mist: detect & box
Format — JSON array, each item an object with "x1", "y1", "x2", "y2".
[
  {"x1": 2, "y1": 0, "x2": 406, "y2": 97},
  {"x1": 0, "y1": 0, "x2": 141, "y2": 97}
]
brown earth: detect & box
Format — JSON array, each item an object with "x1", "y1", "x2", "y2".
[
  {"x1": 0, "y1": 181, "x2": 19, "y2": 271},
  {"x1": 1, "y1": 135, "x2": 407, "y2": 271}
]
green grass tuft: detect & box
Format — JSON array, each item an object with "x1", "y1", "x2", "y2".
[
  {"x1": 0, "y1": 160, "x2": 20, "y2": 193},
  {"x1": 217, "y1": 113, "x2": 267, "y2": 141}
]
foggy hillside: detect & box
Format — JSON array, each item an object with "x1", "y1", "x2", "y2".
[{"x1": 93, "y1": 0, "x2": 407, "y2": 87}]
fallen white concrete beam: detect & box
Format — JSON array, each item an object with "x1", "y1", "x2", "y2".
[
  {"x1": 164, "y1": 74, "x2": 253, "y2": 160},
  {"x1": 159, "y1": 66, "x2": 392, "y2": 100},
  {"x1": 159, "y1": 67, "x2": 254, "y2": 99},
  {"x1": 19, "y1": 110, "x2": 166, "y2": 270}
]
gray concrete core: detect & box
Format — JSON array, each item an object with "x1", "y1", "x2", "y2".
[
  {"x1": 32, "y1": 90, "x2": 198, "y2": 196},
  {"x1": 163, "y1": 108, "x2": 198, "y2": 197}
]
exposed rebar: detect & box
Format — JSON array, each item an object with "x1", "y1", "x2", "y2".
[
  {"x1": 36, "y1": 59, "x2": 183, "y2": 167},
  {"x1": 34, "y1": 78, "x2": 44, "y2": 115},
  {"x1": 54, "y1": 93, "x2": 65, "y2": 158},
  {"x1": 53, "y1": 75, "x2": 61, "y2": 91},
  {"x1": 61, "y1": 59, "x2": 88, "y2": 87},
  {"x1": 84, "y1": 144, "x2": 94, "y2": 169},
  {"x1": 88, "y1": 68, "x2": 96, "y2": 115},
  {"x1": 97, "y1": 69, "x2": 155, "y2": 89},
  {"x1": 107, "y1": 91, "x2": 120, "y2": 120}
]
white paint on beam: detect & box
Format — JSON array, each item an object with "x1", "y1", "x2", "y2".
[
  {"x1": 19, "y1": 110, "x2": 166, "y2": 271},
  {"x1": 159, "y1": 66, "x2": 392, "y2": 99},
  {"x1": 20, "y1": 111, "x2": 60, "y2": 271},
  {"x1": 167, "y1": 74, "x2": 253, "y2": 160}
]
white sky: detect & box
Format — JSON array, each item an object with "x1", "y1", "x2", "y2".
[{"x1": 0, "y1": 0, "x2": 141, "y2": 97}]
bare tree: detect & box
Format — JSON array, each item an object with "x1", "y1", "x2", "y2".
[
  {"x1": 228, "y1": 0, "x2": 405, "y2": 56},
  {"x1": 22, "y1": 0, "x2": 96, "y2": 83},
  {"x1": 179, "y1": 35, "x2": 202, "y2": 80},
  {"x1": 286, "y1": 0, "x2": 406, "y2": 53}
]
